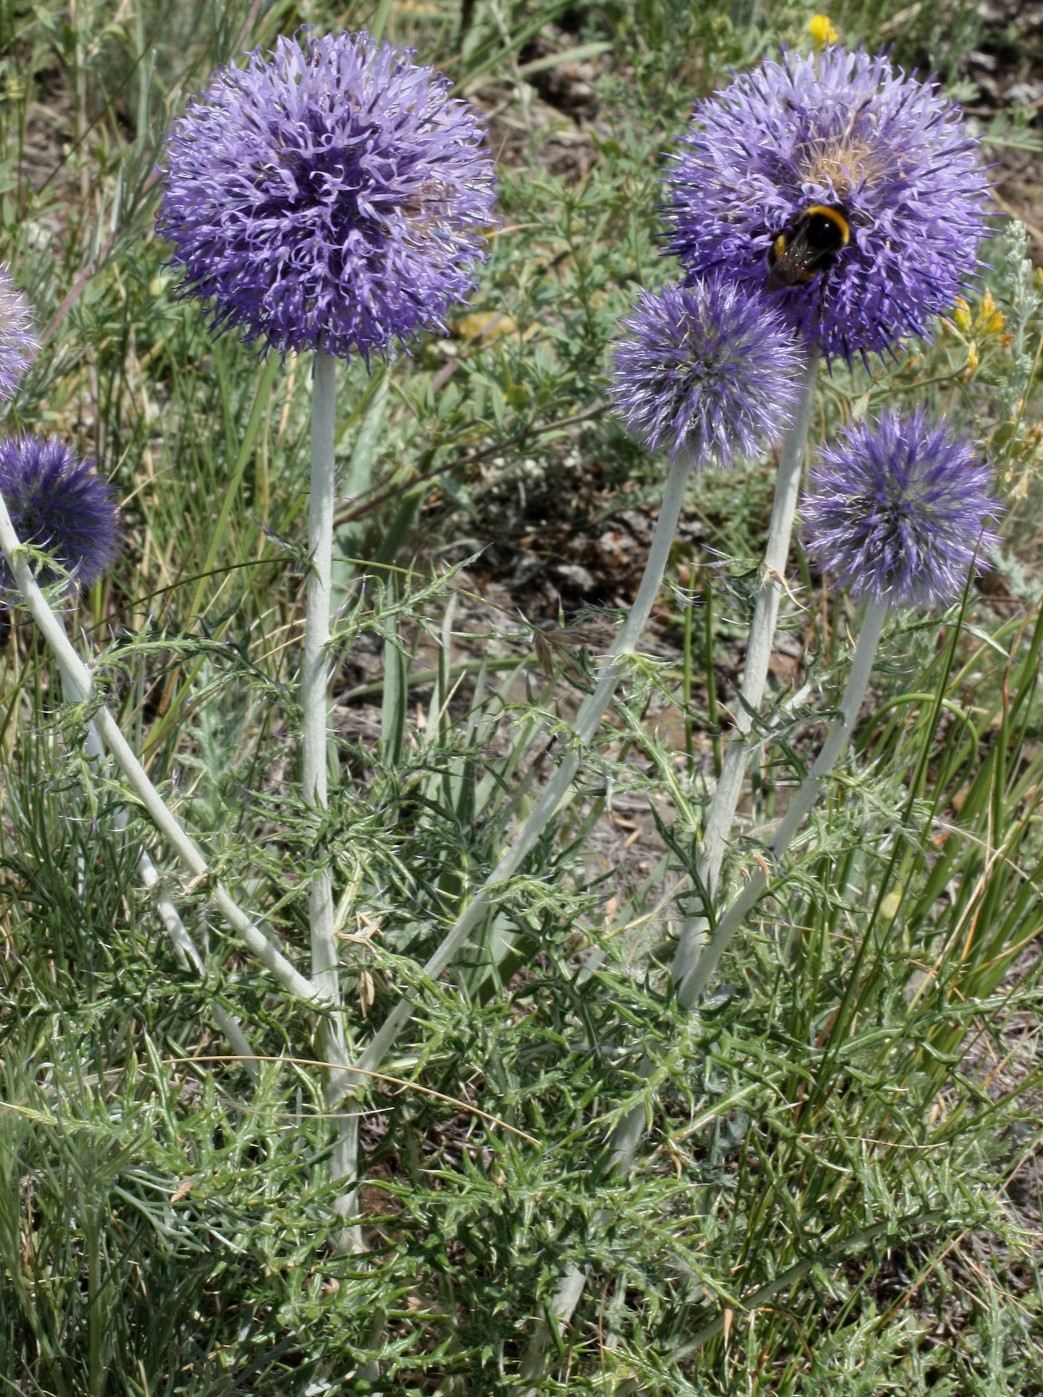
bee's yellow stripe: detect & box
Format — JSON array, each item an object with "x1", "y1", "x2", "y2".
[{"x1": 803, "y1": 204, "x2": 851, "y2": 245}]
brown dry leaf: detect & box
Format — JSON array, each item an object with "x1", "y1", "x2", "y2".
[{"x1": 170, "y1": 1176, "x2": 196, "y2": 1204}]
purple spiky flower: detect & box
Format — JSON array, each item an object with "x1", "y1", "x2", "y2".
[
  {"x1": 0, "y1": 436, "x2": 119, "y2": 594},
  {"x1": 608, "y1": 277, "x2": 804, "y2": 466},
  {"x1": 802, "y1": 408, "x2": 999, "y2": 607},
  {"x1": 667, "y1": 48, "x2": 990, "y2": 362},
  {"x1": 157, "y1": 29, "x2": 498, "y2": 362},
  {"x1": 0, "y1": 268, "x2": 36, "y2": 403}
]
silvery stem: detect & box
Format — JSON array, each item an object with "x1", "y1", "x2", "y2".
[
  {"x1": 59, "y1": 658, "x2": 258, "y2": 1074},
  {"x1": 675, "y1": 598, "x2": 888, "y2": 1008},
  {"x1": 526, "y1": 600, "x2": 888, "y2": 1380},
  {"x1": 305, "y1": 349, "x2": 338, "y2": 995},
  {"x1": 0, "y1": 490, "x2": 326, "y2": 1012},
  {"x1": 671, "y1": 355, "x2": 819, "y2": 992},
  {"x1": 608, "y1": 597, "x2": 889, "y2": 1181},
  {"x1": 305, "y1": 349, "x2": 359, "y2": 1248}
]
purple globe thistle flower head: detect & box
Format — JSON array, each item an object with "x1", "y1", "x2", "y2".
[
  {"x1": 667, "y1": 47, "x2": 990, "y2": 362},
  {"x1": 609, "y1": 277, "x2": 805, "y2": 466},
  {"x1": 0, "y1": 268, "x2": 36, "y2": 403},
  {"x1": 0, "y1": 436, "x2": 119, "y2": 595},
  {"x1": 802, "y1": 408, "x2": 999, "y2": 608},
  {"x1": 157, "y1": 29, "x2": 498, "y2": 362}
]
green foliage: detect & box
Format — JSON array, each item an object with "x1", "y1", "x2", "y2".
[{"x1": 1, "y1": 0, "x2": 1042, "y2": 1393}]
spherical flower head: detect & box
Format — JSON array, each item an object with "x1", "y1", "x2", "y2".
[
  {"x1": 157, "y1": 29, "x2": 498, "y2": 361},
  {"x1": 667, "y1": 47, "x2": 990, "y2": 362},
  {"x1": 0, "y1": 436, "x2": 119, "y2": 595},
  {"x1": 608, "y1": 277, "x2": 805, "y2": 466},
  {"x1": 802, "y1": 408, "x2": 999, "y2": 607},
  {"x1": 0, "y1": 268, "x2": 37, "y2": 403}
]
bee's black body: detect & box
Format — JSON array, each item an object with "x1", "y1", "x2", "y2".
[{"x1": 766, "y1": 204, "x2": 851, "y2": 291}]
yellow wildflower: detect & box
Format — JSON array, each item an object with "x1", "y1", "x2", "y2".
[{"x1": 808, "y1": 14, "x2": 839, "y2": 46}]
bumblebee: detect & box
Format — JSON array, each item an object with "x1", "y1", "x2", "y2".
[{"x1": 766, "y1": 204, "x2": 851, "y2": 291}]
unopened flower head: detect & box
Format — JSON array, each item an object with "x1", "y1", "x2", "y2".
[
  {"x1": 158, "y1": 29, "x2": 498, "y2": 361},
  {"x1": 0, "y1": 268, "x2": 36, "y2": 402},
  {"x1": 0, "y1": 436, "x2": 119, "y2": 594},
  {"x1": 609, "y1": 277, "x2": 804, "y2": 466},
  {"x1": 667, "y1": 48, "x2": 989, "y2": 361},
  {"x1": 802, "y1": 408, "x2": 999, "y2": 607}
]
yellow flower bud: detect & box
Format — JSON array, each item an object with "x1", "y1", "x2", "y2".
[{"x1": 952, "y1": 297, "x2": 972, "y2": 332}]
